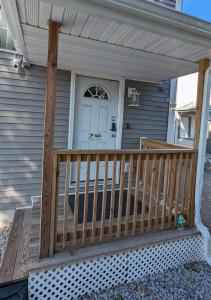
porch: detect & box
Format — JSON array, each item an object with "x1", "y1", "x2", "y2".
[{"x1": 0, "y1": 0, "x2": 211, "y2": 296}]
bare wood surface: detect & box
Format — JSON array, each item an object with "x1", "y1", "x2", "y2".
[
  {"x1": 117, "y1": 154, "x2": 125, "y2": 238},
  {"x1": 161, "y1": 155, "x2": 170, "y2": 230},
  {"x1": 132, "y1": 154, "x2": 141, "y2": 235},
  {"x1": 168, "y1": 154, "x2": 177, "y2": 228},
  {"x1": 82, "y1": 155, "x2": 91, "y2": 245},
  {"x1": 92, "y1": 155, "x2": 100, "y2": 243},
  {"x1": 148, "y1": 154, "x2": 156, "y2": 231},
  {"x1": 174, "y1": 153, "x2": 183, "y2": 225},
  {"x1": 0, "y1": 209, "x2": 31, "y2": 284},
  {"x1": 194, "y1": 59, "x2": 209, "y2": 149},
  {"x1": 40, "y1": 21, "x2": 60, "y2": 258},
  {"x1": 72, "y1": 155, "x2": 81, "y2": 246},
  {"x1": 140, "y1": 154, "x2": 149, "y2": 233},
  {"x1": 100, "y1": 155, "x2": 109, "y2": 241},
  {"x1": 63, "y1": 155, "x2": 71, "y2": 249},
  {"x1": 109, "y1": 155, "x2": 117, "y2": 238},
  {"x1": 154, "y1": 156, "x2": 164, "y2": 229},
  {"x1": 125, "y1": 154, "x2": 133, "y2": 236},
  {"x1": 142, "y1": 139, "x2": 190, "y2": 150}
]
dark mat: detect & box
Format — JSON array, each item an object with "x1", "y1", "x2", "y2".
[
  {"x1": 0, "y1": 279, "x2": 28, "y2": 300},
  {"x1": 69, "y1": 189, "x2": 148, "y2": 224}
]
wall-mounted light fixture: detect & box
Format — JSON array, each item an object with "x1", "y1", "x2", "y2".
[{"x1": 128, "y1": 87, "x2": 141, "y2": 107}]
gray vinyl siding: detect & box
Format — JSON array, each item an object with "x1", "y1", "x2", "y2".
[
  {"x1": 151, "y1": 0, "x2": 176, "y2": 9},
  {"x1": 0, "y1": 51, "x2": 70, "y2": 210},
  {"x1": 122, "y1": 80, "x2": 170, "y2": 149}
]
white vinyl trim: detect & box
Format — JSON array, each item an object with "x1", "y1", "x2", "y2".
[
  {"x1": 167, "y1": 78, "x2": 177, "y2": 144},
  {"x1": 68, "y1": 70, "x2": 125, "y2": 150},
  {"x1": 175, "y1": 0, "x2": 183, "y2": 11},
  {"x1": 195, "y1": 62, "x2": 211, "y2": 265},
  {"x1": 1, "y1": 0, "x2": 27, "y2": 57}
]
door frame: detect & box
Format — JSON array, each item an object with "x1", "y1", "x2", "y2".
[{"x1": 68, "y1": 70, "x2": 125, "y2": 150}]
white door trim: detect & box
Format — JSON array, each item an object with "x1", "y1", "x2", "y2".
[{"x1": 68, "y1": 69, "x2": 125, "y2": 150}]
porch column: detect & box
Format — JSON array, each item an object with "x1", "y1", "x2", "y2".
[
  {"x1": 40, "y1": 21, "x2": 60, "y2": 258},
  {"x1": 194, "y1": 59, "x2": 209, "y2": 149}
]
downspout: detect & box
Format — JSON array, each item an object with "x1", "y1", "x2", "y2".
[{"x1": 195, "y1": 64, "x2": 211, "y2": 264}]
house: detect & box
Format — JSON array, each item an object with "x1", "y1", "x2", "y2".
[
  {"x1": 0, "y1": 0, "x2": 211, "y2": 298},
  {"x1": 175, "y1": 72, "x2": 211, "y2": 152}
]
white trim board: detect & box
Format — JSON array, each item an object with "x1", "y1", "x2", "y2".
[{"x1": 68, "y1": 70, "x2": 125, "y2": 151}]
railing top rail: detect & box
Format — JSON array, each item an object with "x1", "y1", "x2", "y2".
[
  {"x1": 141, "y1": 139, "x2": 192, "y2": 150},
  {"x1": 54, "y1": 148, "x2": 196, "y2": 155}
]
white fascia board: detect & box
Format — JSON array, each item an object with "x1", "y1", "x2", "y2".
[
  {"x1": 43, "y1": 0, "x2": 211, "y2": 48},
  {"x1": 1, "y1": 0, "x2": 27, "y2": 57}
]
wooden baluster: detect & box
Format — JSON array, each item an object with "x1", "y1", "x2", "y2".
[
  {"x1": 91, "y1": 154, "x2": 100, "y2": 243},
  {"x1": 168, "y1": 154, "x2": 177, "y2": 228},
  {"x1": 72, "y1": 155, "x2": 81, "y2": 247},
  {"x1": 147, "y1": 154, "x2": 157, "y2": 232},
  {"x1": 140, "y1": 154, "x2": 149, "y2": 233},
  {"x1": 161, "y1": 155, "x2": 170, "y2": 230},
  {"x1": 100, "y1": 155, "x2": 108, "y2": 242},
  {"x1": 174, "y1": 153, "x2": 183, "y2": 226},
  {"x1": 117, "y1": 154, "x2": 125, "y2": 238},
  {"x1": 187, "y1": 153, "x2": 196, "y2": 227},
  {"x1": 181, "y1": 153, "x2": 189, "y2": 214},
  {"x1": 109, "y1": 155, "x2": 117, "y2": 238},
  {"x1": 154, "y1": 155, "x2": 164, "y2": 230},
  {"x1": 49, "y1": 154, "x2": 60, "y2": 256},
  {"x1": 63, "y1": 155, "x2": 71, "y2": 249},
  {"x1": 125, "y1": 154, "x2": 133, "y2": 237},
  {"x1": 82, "y1": 155, "x2": 90, "y2": 246},
  {"x1": 132, "y1": 154, "x2": 141, "y2": 235}
]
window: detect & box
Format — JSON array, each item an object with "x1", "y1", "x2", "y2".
[
  {"x1": 178, "y1": 116, "x2": 194, "y2": 139},
  {"x1": 0, "y1": 2, "x2": 16, "y2": 51},
  {"x1": 84, "y1": 85, "x2": 109, "y2": 100}
]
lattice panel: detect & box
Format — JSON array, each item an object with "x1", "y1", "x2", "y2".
[{"x1": 29, "y1": 235, "x2": 205, "y2": 300}]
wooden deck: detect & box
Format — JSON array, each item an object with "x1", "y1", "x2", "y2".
[
  {"x1": 0, "y1": 208, "x2": 31, "y2": 284},
  {"x1": 0, "y1": 205, "x2": 201, "y2": 284}
]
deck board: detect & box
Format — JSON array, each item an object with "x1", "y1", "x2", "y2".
[{"x1": 0, "y1": 208, "x2": 31, "y2": 284}]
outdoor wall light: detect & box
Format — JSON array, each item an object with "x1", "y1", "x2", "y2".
[{"x1": 128, "y1": 87, "x2": 141, "y2": 107}]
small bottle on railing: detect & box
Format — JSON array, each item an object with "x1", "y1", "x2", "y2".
[{"x1": 177, "y1": 213, "x2": 185, "y2": 231}]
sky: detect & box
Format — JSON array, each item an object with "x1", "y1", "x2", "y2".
[{"x1": 183, "y1": 0, "x2": 211, "y2": 22}]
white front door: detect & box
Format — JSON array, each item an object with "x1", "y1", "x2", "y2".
[{"x1": 73, "y1": 75, "x2": 119, "y2": 181}]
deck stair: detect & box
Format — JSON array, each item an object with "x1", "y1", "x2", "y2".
[{"x1": 0, "y1": 208, "x2": 31, "y2": 284}]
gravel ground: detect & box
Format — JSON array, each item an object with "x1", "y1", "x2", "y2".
[
  {"x1": 0, "y1": 223, "x2": 11, "y2": 263},
  {"x1": 79, "y1": 261, "x2": 211, "y2": 300}
]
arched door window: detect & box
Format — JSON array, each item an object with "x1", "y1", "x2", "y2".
[{"x1": 84, "y1": 85, "x2": 110, "y2": 100}]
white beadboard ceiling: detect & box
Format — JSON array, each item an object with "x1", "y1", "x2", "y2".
[{"x1": 5, "y1": 0, "x2": 211, "y2": 81}]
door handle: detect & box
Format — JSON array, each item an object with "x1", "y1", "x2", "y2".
[{"x1": 89, "y1": 133, "x2": 102, "y2": 139}]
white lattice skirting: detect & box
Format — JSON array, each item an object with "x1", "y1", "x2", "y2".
[{"x1": 29, "y1": 235, "x2": 205, "y2": 300}]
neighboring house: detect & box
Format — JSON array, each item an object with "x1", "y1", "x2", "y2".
[{"x1": 175, "y1": 72, "x2": 211, "y2": 152}]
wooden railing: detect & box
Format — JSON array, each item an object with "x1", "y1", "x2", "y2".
[
  {"x1": 140, "y1": 139, "x2": 191, "y2": 150},
  {"x1": 46, "y1": 147, "x2": 196, "y2": 256}
]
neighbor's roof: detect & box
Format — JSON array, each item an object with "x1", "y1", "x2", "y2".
[
  {"x1": 178, "y1": 102, "x2": 211, "y2": 112},
  {"x1": 2, "y1": 0, "x2": 211, "y2": 81}
]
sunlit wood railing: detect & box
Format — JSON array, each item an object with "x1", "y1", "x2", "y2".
[
  {"x1": 46, "y1": 146, "x2": 196, "y2": 256},
  {"x1": 140, "y1": 139, "x2": 191, "y2": 150}
]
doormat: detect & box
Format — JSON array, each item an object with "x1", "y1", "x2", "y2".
[
  {"x1": 0, "y1": 279, "x2": 28, "y2": 300},
  {"x1": 69, "y1": 189, "x2": 148, "y2": 224}
]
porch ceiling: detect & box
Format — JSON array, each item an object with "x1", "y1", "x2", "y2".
[{"x1": 3, "y1": 0, "x2": 211, "y2": 81}]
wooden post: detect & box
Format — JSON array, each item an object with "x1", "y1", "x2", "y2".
[
  {"x1": 191, "y1": 59, "x2": 209, "y2": 227},
  {"x1": 40, "y1": 21, "x2": 60, "y2": 258},
  {"x1": 194, "y1": 59, "x2": 209, "y2": 149}
]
